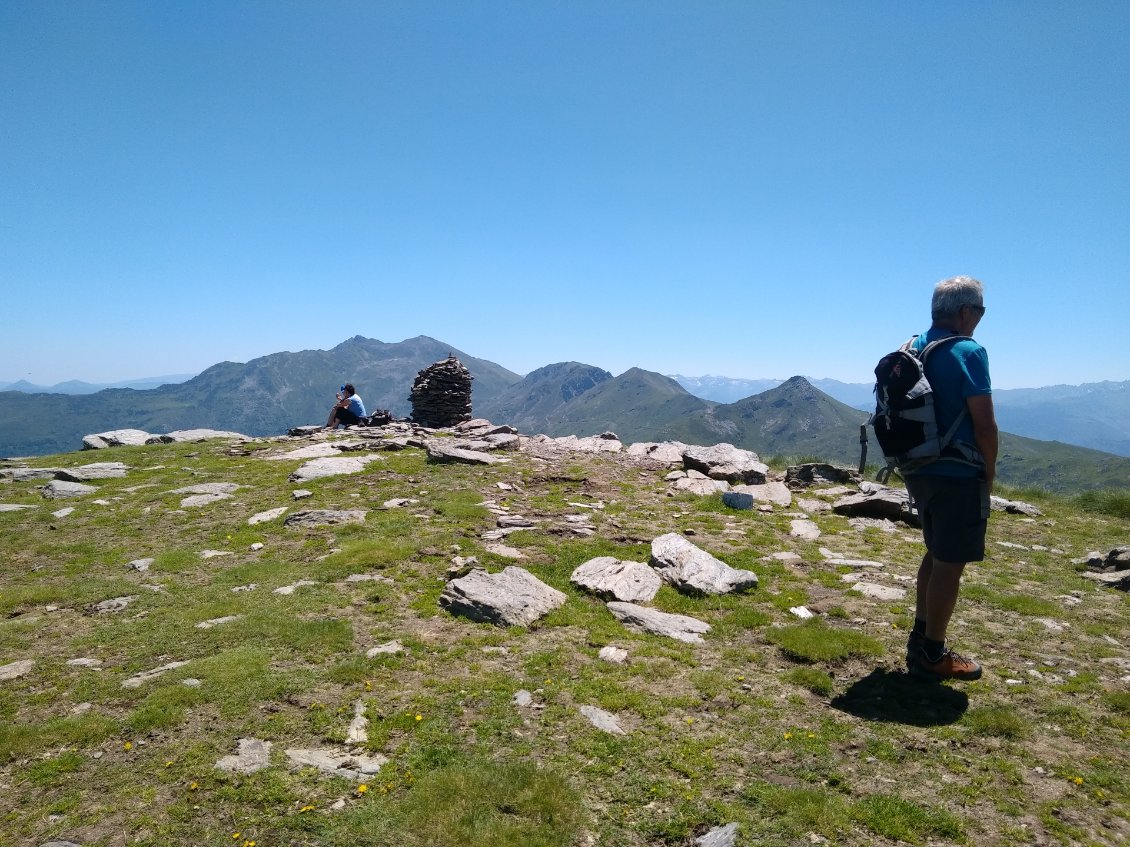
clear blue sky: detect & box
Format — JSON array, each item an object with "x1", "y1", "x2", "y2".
[{"x1": 2, "y1": 1, "x2": 1127, "y2": 390}]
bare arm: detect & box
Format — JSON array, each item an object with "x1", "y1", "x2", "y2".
[{"x1": 966, "y1": 394, "x2": 998, "y2": 488}]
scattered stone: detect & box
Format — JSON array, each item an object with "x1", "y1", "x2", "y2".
[
  {"x1": 366, "y1": 640, "x2": 404, "y2": 657},
  {"x1": 195, "y1": 615, "x2": 241, "y2": 629},
  {"x1": 284, "y1": 510, "x2": 367, "y2": 528},
  {"x1": 66, "y1": 658, "x2": 103, "y2": 669},
  {"x1": 182, "y1": 678, "x2": 202, "y2": 687},
  {"x1": 650, "y1": 533, "x2": 758, "y2": 595},
  {"x1": 248, "y1": 507, "x2": 288, "y2": 525},
  {"x1": 785, "y1": 463, "x2": 861, "y2": 488},
  {"x1": 170, "y1": 482, "x2": 242, "y2": 496},
  {"x1": 682, "y1": 443, "x2": 768, "y2": 483},
  {"x1": 598, "y1": 646, "x2": 629, "y2": 664},
  {"x1": 789, "y1": 519, "x2": 822, "y2": 541},
  {"x1": 285, "y1": 748, "x2": 388, "y2": 780},
  {"x1": 0, "y1": 659, "x2": 34, "y2": 681},
  {"x1": 626, "y1": 441, "x2": 689, "y2": 464},
  {"x1": 346, "y1": 700, "x2": 369, "y2": 743},
  {"x1": 289, "y1": 455, "x2": 381, "y2": 483},
  {"x1": 215, "y1": 738, "x2": 273, "y2": 774},
  {"x1": 274, "y1": 580, "x2": 318, "y2": 595},
  {"x1": 88, "y1": 595, "x2": 138, "y2": 614},
  {"x1": 439, "y1": 566, "x2": 567, "y2": 627},
  {"x1": 484, "y1": 542, "x2": 526, "y2": 560},
  {"x1": 990, "y1": 495, "x2": 1043, "y2": 516},
  {"x1": 673, "y1": 476, "x2": 730, "y2": 495},
  {"x1": 0, "y1": 503, "x2": 37, "y2": 512},
  {"x1": 789, "y1": 606, "x2": 816, "y2": 619},
  {"x1": 158, "y1": 429, "x2": 250, "y2": 444},
  {"x1": 250, "y1": 542, "x2": 264, "y2": 551},
  {"x1": 513, "y1": 689, "x2": 534, "y2": 707},
  {"x1": 606, "y1": 602, "x2": 711, "y2": 643},
  {"x1": 824, "y1": 556, "x2": 884, "y2": 569},
  {"x1": 832, "y1": 488, "x2": 918, "y2": 526},
  {"x1": 1081, "y1": 569, "x2": 1130, "y2": 590},
  {"x1": 199, "y1": 549, "x2": 234, "y2": 559},
  {"x1": 0, "y1": 466, "x2": 64, "y2": 481},
  {"x1": 42, "y1": 480, "x2": 97, "y2": 499},
  {"x1": 570, "y1": 556, "x2": 663, "y2": 603},
  {"x1": 232, "y1": 584, "x2": 257, "y2": 593},
  {"x1": 732, "y1": 481, "x2": 793, "y2": 507},
  {"x1": 54, "y1": 462, "x2": 130, "y2": 481},
  {"x1": 721, "y1": 491, "x2": 754, "y2": 510},
  {"x1": 771, "y1": 551, "x2": 803, "y2": 562},
  {"x1": 851, "y1": 582, "x2": 906, "y2": 601},
  {"x1": 579, "y1": 704, "x2": 625, "y2": 735},
  {"x1": 126, "y1": 558, "x2": 154, "y2": 572},
  {"x1": 695, "y1": 822, "x2": 740, "y2": 847},
  {"x1": 381, "y1": 497, "x2": 418, "y2": 508},
  {"x1": 51, "y1": 506, "x2": 75, "y2": 517},
  {"x1": 292, "y1": 489, "x2": 313, "y2": 500},
  {"x1": 427, "y1": 444, "x2": 510, "y2": 466},
  {"x1": 121, "y1": 660, "x2": 189, "y2": 689},
  {"x1": 82, "y1": 429, "x2": 153, "y2": 449}
]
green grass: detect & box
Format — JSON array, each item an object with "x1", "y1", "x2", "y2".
[
  {"x1": 1, "y1": 434, "x2": 1128, "y2": 847},
  {"x1": 1073, "y1": 488, "x2": 1130, "y2": 520},
  {"x1": 765, "y1": 619, "x2": 885, "y2": 663}
]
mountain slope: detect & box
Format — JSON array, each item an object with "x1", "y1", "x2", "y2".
[
  {"x1": 0, "y1": 336, "x2": 521, "y2": 456},
  {"x1": 475, "y1": 362, "x2": 614, "y2": 434}
]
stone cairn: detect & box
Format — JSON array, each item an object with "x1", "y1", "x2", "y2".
[{"x1": 410, "y1": 355, "x2": 473, "y2": 427}]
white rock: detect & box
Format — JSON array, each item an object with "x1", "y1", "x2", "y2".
[
  {"x1": 0, "y1": 659, "x2": 34, "y2": 681},
  {"x1": 851, "y1": 582, "x2": 906, "y2": 601},
  {"x1": 789, "y1": 519, "x2": 822, "y2": 541},
  {"x1": 606, "y1": 602, "x2": 711, "y2": 644},
  {"x1": 579, "y1": 704, "x2": 625, "y2": 735},
  {"x1": 215, "y1": 738, "x2": 273, "y2": 774},
  {"x1": 570, "y1": 557, "x2": 662, "y2": 603},
  {"x1": 366, "y1": 640, "x2": 404, "y2": 657},
  {"x1": 248, "y1": 507, "x2": 288, "y2": 525},
  {"x1": 598, "y1": 646, "x2": 629, "y2": 664}
]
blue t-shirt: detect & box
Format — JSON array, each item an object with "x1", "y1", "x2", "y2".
[
  {"x1": 347, "y1": 394, "x2": 367, "y2": 417},
  {"x1": 909, "y1": 328, "x2": 991, "y2": 478}
]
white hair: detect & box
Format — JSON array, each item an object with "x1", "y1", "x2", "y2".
[{"x1": 931, "y1": 276, "x2": 984, "y2": 320}]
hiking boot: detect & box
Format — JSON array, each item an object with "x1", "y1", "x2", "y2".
[{"x1": 910, "y1": 647, "x2": 982, "y2": 681}]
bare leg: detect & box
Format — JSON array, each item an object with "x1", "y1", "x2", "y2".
[
  {"x1": 326, "y1": 408, "x2": 338, "y2": 428},
  {"x1": 915, "y1": 552, "x2": 967, "y2": 642}
]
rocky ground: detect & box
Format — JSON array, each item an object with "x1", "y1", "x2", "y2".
[{"x1": 0, "y1": 420, "x2": 1127, "y2": 846}]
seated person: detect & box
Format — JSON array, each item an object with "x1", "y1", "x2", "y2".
[{"x1": 326, "y1": 382, "x2": 367, "y2": 429}]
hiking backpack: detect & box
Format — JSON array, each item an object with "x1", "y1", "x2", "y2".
[{"x1": 865, "y1": 335, "x2": 982, "y2": 483}]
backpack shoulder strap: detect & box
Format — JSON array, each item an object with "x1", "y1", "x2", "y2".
[{"x1": 918, "y1": 334, "x2": 972, "y2": 363}]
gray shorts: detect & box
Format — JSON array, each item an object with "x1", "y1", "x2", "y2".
[{"x1": 905, "y1": 475, "x2": 990, "y2": 563}]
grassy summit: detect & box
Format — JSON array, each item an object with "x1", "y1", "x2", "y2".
[{"x1": 1, "y1": 431, "x2": 1128, "y2": 846}]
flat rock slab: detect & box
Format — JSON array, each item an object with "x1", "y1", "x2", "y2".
[
  {"x1": 682, "y1": 443, "x2": 767, "y2": 484},
  {"x1": 171, "y1": 482, "x2": 243, "y2": 495},
  {"x1": 545, "y1": 434, "x2": 623, "y2": 453},
  {"x1": 42, "y1": 480, "x2": 97, "y2": 499},
  {"x1": 0, "y1": 659, "x2": 34, "y2": 681},
  {"x1": 852, "y1": 582, "x2": 907, "y2": 601},
  {"x1": 265, "y1": 443, "x2": 343, "y2": 461},
  {"x1": 1082, "y1": 569, "x2": 1130, "y2": 590},
  {"x1": 721, "y1": 491, "x2": 754, "y2": 510},
  {"x1": 284, "y1": 510, "x2": 367, "y2": 528},
  {"x1": 599, "y1": 646, "x2": 629, "y2": 664},
  {"x1": 195, "y1": 615, "x2": 241, "y2": 629},
  {"x1": 0, "y1": 503, "x2": 37, "y2": 512},
  {"x1": 286, "y1": 748, "x2": 388, "y2": 780},
  {"x1": 181, "y1": 492, "x2": 232, "y2": 508},
  {"x1": 440, "y1": 566, "x2": 566, "y2": 627},
  {"x1": 991, "y1": 495, "x2": 1043, "y2": 516},
  {"x1": 579, "y1": 705, "x2": 626, "y2": 735},
  {"x1": 0, "y1": 467, "x2": 64, "y2": 481},
  {"x1": 832, "y1": 489, "x2": 918, "y2": 526},
  {"x1": 484, "y1": 542, "x2": 526, "y2": 559},
  {"x1": 695, "y1": 822, "x2": 740, "y2": 847},
  {"x1": 54, "y1": 462, "x2": 130, "y2": 481},
  {"x1": 289, "y1": 455, "x2": 380, "y2": 483},
  {"x1": 215, "y1": 738, "x2": 273, "y2": 774},
  {"x1": 732, "y1": 481, "x2": 793, "y2": 507},
  {"x1": 650, "y1": 533, "x2": 758, "y2": 595},
  {"x1": 626, "y1": 441, "x2": 689, "y2": 464},
  {"x1": 248, "y1": 507, "x2": 289, "y2": 525},
  {"x1": 366, "y1": 640, "x2": 404, "y2": 657},
  {"x1": 607, "y1": 602, "x2": 711, "y2": 643},
  {"x1": 83, "y1": 429, "x2": 153, "y2": 449},
  {"x1": 157, "y1": 429, "x2": 250, "y2": 443},
  {"x1": 427, "y1": 445, "x2": 511, "y2": 465},
  {"x1": 121, "y1": 660, "x2": 189, "y2": 689},
  {"x1": 88, "y1": 595, "x2": 138, "y2": 614},
  {"x1": 570, "y1": 556, "x2": 662, "y2": 603},
  {"x1": 789, "y1": 519, "x2": 822, "y2": 541}
]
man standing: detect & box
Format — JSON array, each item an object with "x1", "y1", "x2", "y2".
[
  {"x1": 326, "y1": 382, "x2": 367, "y2": 429},
  {"x1": 905, "y1": 276, "x2": 999, "y2": 681}
]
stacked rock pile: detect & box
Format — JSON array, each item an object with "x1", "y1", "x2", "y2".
[{"x1": 409, "y1": 355, "x2": 473, "y2": 427}]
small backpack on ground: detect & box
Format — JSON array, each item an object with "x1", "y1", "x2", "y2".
[{"x1": 865, "y1": 335, "x2": 982, "y2": 483}]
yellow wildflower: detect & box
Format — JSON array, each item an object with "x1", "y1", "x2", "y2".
[
  {"x1": 189, "y1": 781, "x2": 199, "y2": 790},
  {"x1": 357, "y1": 783, "x2": 369, "y2": 794},
  {"x1": 415, "y1": 714, "x2": 422, "y2": 721},
  {"x1": 123, "y1": 741, "x2": 133, "y2": 751},
  {"x1": 784, "y1": 732, "x2": 793, "y2": 740}
]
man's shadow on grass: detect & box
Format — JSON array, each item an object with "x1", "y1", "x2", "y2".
[{"x1": 830, "y1": 668, "x2": 968, "y2": 726}]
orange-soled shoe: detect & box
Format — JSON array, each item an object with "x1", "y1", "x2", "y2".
[{"x1": 910, "y1": 647, "x2": 982, "y2": 681}]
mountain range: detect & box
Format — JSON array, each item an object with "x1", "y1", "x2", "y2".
[
  {"x1": 2, "y1": 335, "x2": 1128, "y2": 493},
  {"x1": 672, "y1": 375, "x2": 1130, "y2": 457},
  {"x1": 0, "y1": 374, "x2": 197, "y2": 394}
]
